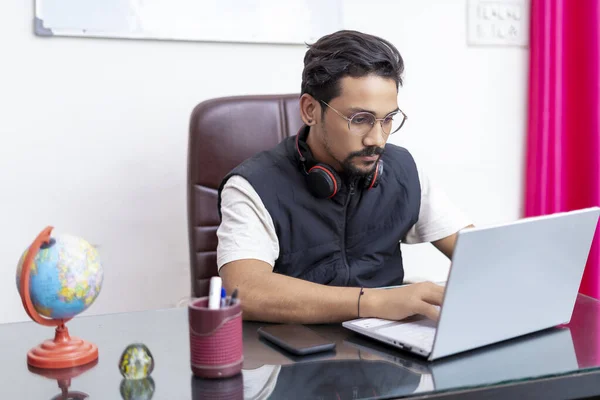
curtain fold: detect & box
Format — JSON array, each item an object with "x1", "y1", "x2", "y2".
[{"x1": 525, "y1": 0, "x2": 600, "y2": 298}]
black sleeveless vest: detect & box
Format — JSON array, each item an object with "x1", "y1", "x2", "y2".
[{"x1": 218, "y1": 130, "x2": 421, "y2": 287}]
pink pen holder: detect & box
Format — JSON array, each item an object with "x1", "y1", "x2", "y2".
[{"x1": 188, "y1": 297, "x2": 243, "y2": 379}]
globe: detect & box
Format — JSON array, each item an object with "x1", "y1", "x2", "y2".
[{"x1": 16, "y1": 234, "x2": 103, "y2": 320}]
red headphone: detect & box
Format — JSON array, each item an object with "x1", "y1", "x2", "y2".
[{"x1": 295, "y1": 130, "x2": 383, "y2": 199}]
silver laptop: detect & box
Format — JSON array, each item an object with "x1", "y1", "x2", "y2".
[{"x1": 343, "y1": 207, "x2": 600, "y2": 361}]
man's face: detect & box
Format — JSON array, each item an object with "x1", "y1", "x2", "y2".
[{"x1": 319, "y1": 75, "x2": 399, "y2": 177}]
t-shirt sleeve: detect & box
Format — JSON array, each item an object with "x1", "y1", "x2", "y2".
[
  {"x1": 216, "y1": 175, "x2": 280, "y2": 271},
  {"x1": 404, "y1": 159, "x2": 473, "y2": 244}
]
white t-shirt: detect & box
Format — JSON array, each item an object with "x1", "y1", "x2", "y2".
[{"x1": 216, "y1": 158, "x2": 472, "y2": 271}]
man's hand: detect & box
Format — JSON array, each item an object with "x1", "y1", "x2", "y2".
[{"x1": 361, "y1": 282, "x2": 445, "y2": 321}]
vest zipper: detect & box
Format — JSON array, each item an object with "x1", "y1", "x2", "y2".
[{"x1": 342, "y1": 180, "x2": 355, "y2": 285}]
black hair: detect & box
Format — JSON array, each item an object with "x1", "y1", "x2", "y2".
[{"x1": 301, "y1": 30, "x2": 404, "y2": 105}]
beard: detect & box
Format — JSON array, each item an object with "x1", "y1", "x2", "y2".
[
  {"x1": 340, "y1": 147, "x2": 384, "y2": 178},
  {"x1": 321, "y1": 123, "x2": 384, "y2": 179}
]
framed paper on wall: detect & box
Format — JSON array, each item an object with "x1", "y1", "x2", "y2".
[{"x1": 34, "y1": 0, "x2": 343, "y2": 45}]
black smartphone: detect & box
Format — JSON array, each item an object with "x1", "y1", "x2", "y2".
[{"x1": 257, "y1": 324, "x2": 336, "y2": 355}]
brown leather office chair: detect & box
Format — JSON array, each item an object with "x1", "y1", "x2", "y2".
[{"x1": 187, "y1": 94, "x2": 304, "y2": 297}]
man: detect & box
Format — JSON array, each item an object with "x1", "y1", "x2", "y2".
[{"x1": 216, "y1": 30, "x2": 472, "y2": 324}]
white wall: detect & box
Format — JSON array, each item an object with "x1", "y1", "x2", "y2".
[{"x1": 0, "y1": 0, "x2": 528, "y2": 323}]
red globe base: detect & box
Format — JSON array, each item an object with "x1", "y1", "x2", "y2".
[{"x1": 27, "y1": 324, "x2": 98, "y2": 369}]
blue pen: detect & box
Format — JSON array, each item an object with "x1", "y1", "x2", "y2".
[{"x1": 220, "y1": 287, "x2": 227, "y2": 308}]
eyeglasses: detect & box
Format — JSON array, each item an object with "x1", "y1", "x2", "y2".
[{"x1": 320, "y1": 100, "x2": 407, "y2": 137}]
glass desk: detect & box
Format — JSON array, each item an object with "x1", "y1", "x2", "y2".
[{"x1": 2, "y1": 294, "x2": 600, "y2": 399}]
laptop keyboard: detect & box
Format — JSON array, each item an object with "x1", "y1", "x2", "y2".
[{"x1": 377, "y1": 318, "x2": 437, "y2": 352}]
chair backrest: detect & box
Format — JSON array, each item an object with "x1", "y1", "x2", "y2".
[{"x1": 187, "y1": 94, "x2": 303, "y2": 297}]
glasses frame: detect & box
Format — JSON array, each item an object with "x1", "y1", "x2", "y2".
[{"x1": 320, "y1": 100, "x2": 407, "y2": 136}]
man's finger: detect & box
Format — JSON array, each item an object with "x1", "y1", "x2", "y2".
[
  {"x1": 415, "y1": 301, "x2": 441, "y2": 321},
  {"x1": 422, "y1": 285, "x2": 445, "y2": 306}
]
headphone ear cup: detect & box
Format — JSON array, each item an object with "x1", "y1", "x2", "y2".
[
  {"x1": 365, "y1": 160, "x2": 383, "y2": 190},
  {"x1": 306, "y1": 164, "x2": 342, "y2": 199}
]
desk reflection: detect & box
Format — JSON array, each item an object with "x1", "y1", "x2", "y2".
[
  {"x1": 240, "y1": 324, "x2": 577, "y2": 400},
  {"x1": 28, "y1": 360, "x2": 97, "y2": 400},
  {"x1": 346, "y1": 326, "x2": 577, "y2": 392},
  {"x1": 191, "y1": 373, "x2": 244, "y2": 400},
  {"x1": 120, "y1": 377, "x2": 155, "y2": 400}
]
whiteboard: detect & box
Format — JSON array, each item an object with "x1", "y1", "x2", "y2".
[{"x1": 34, "y1": 0, "x2": 344, "y2": 45}]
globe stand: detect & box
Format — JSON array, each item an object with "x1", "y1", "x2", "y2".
[{"x1": 19, "y1": 226, "x2": 99, "y2": 369}]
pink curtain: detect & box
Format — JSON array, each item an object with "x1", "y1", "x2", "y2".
[{"x1": 525, "y1": 0, "x2": 600, "y2": 298}]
